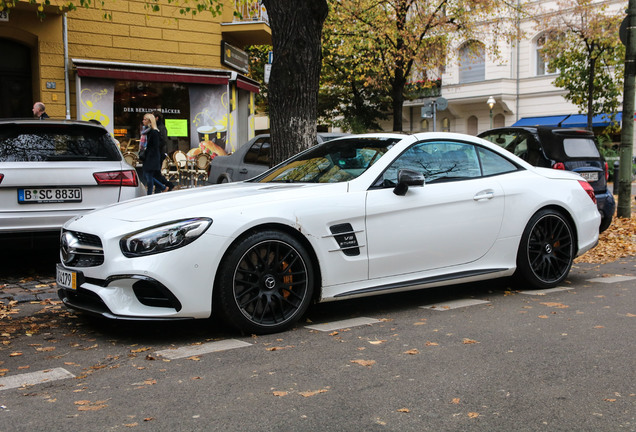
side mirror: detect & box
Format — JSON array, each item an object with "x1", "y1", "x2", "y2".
[{"x1": 393, "y1": 169, "x2": 425, "y2": 196}]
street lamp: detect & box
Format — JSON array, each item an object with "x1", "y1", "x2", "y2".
[{"x1": 487, "y1": 96, "x2": 496, "y2": 129}]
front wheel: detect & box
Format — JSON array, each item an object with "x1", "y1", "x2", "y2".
[
  {"x1": 515, "y1": 209, "x2": 575, "y2": 289},
  {"x1": 215, "y1": 230, "x2": 315, "y2": 334}
]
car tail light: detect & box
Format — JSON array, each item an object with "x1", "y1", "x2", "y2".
[
  {"x1": 0, "y1": 174, "x2": 3, "y2": 184},
  {"x1": 578, "y1": 180, "x2": 596, "y2": 204},
  {"x1": 552, "y1": 162, "x2": 565, "y2": 170},
  {"x1": 604, "y1": 161, "x2": 609, "y2": 181},
  {"x1": 93, "y1": 170, "x2": 139, "y2": 187}
]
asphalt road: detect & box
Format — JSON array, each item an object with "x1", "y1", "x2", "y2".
[{"x1": 0, "y1": 240, "x2": 634, "y2": 431}]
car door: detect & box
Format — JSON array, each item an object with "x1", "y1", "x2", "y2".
[
  {"x1": 365, "y1": 140, "x2": 506, "y2": 279},
  {"x1": 236, "y1": 137, "x2": 271, "y2": 181}
]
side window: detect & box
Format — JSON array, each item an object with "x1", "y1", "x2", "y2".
[
  {"x1": 244, "y1": 138, "x2": 266, "y2": 164},
  {"x1": 380, "y1": 141, "x2": 481, "y2": 186},
  {"x1": 257, "y1": 141, "x2": 271, "y2": 165},
  {"x1": 478, "y1": 147, "x2": 518, "y2": 176},
  {"x1": 481, "y1": 131, "x2": 530, "y2": 160}
]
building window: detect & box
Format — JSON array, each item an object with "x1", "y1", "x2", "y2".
[
  {"x1": 421, "y1": 119, "x2": 429, "y2": 131},
  {"x1": 442, "y1": 117, "x2": 450, "y2": 132},
  {"x1": 467, "y1": 116, "x2": 478, "y2": 135},
  {"x1": 536, "y1": 33, "x2": 548, "y2": 75},
  {"x1": 493, "y1": 113, "x2": 505, "y2": 128},
  {"x1": 535, "y1": 32, "x2": 561, "y2": 76},
  {"x1": 459, "y1": 41, "x2": 485, "y2": 83}
]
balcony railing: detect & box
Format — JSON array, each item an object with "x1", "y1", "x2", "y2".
[
  {"x1": 405, "y1": 79, "x2": 442, "y2": 100},
  {"x1": 234, "y1": 0, "x2": 269, "y2": 24}
]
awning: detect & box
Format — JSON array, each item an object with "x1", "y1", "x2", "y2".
[
  {"x1": 74, "y1": 59, "x2": 231, "y2": 85},
  {"x1": 236, "y1": 75, "x2": 260, "y2": 94},
  {"x1": 512, "y1": 113, "x2": 628, "y2": 128},
  {"x1": 72, "y1": 59, "x2": 261, "y2": 92}
]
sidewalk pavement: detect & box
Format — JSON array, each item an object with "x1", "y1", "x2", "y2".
[{"x1": 0, "y1": 275, "x2": 59, "y2": 305}]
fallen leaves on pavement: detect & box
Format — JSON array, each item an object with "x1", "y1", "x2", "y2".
[
  {"x1": 350, "y1": 359, "x2": 376, "y2": 367},
  {"x1": 299, "y1": 388, "x2": 329, "y2": 397},
  {"x1": 575, "y1": 212, "x2": 636, "y2": 264}
]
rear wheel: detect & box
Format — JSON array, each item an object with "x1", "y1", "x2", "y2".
[
  {"x1": 515, "y1": 209, "x2": 574, "y2": 289},
  {"x1": 216, "y1": 230, "x2": 314, "y2": 334}
]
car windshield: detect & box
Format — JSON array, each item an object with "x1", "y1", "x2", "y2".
[
  {"x1": 0, "y1": 124, "x2": 121, "y2": 162},
  {"x1": 252, "y1": 137, "x2": 399, "y2": 183}
]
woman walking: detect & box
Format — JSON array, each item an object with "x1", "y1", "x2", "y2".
[{"x1": 141, "y1": 113, "x2": 174, "y2": 195}]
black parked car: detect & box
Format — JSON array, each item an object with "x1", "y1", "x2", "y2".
[{"x1": 478, "y1": 126, "x2": 615, "y2": 232}]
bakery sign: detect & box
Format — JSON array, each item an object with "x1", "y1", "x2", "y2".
[{"x1": 221, "y1": 41, "x2": 249, "y2": 74}]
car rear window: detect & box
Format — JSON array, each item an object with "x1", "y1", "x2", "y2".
[
  {"x1": 562, "y1": 138, "x2": 599, "y2": 158},
  {"x1": 0, "y1": 124, "x2": 121, "y2": 162}
]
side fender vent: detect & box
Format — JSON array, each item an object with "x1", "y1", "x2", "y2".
[{"x1": 329, "y1": 223, "x2": 361, "y2": 257}]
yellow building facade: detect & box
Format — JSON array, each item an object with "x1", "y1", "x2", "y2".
[{"x1": 0, "y1": 0, "x2": 270, "y2": 153}]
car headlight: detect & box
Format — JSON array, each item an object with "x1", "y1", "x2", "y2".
[{"x1": 120, "y1": 218, "x2": 212, "y2": 258}]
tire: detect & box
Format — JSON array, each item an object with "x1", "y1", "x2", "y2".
[
  {"x1": 218, "y1": 175, "x2": 231, "y2": 184},
  {"x1": 599, "y1": 213, "x2": 612, "y2": 233},
  {"x1": 216, "y1": 230, "x2": 315, "y2": 334},
  {"x1": 515, "y1": 209, "x2": 575, "y2": 289}
]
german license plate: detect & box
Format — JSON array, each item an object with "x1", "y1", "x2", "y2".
[
  {"x1": 580, "y1": 172, "x2": 599, "y2": 182},
  {"x1": 56, "y1": 265, "x2": 77, "y2": 290},
  {"x1": 18, "y1": 187, "x2": 82, "y2": 204}
]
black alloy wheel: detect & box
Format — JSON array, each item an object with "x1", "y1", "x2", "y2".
[
  {"x1": 216, "y1": 230, "x2": 314, "y2": 334},
  {"x1": 516, "y1": 209, "x2": 575, "y2": 289}
]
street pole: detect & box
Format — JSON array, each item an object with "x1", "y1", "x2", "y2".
[
  {"x1": 432, "y1": 100, "x2": 437, "y2": 132},
  {"x1": 487, "y1": 96, "x2": 496, "y2": 129},
  {"x1": 618, "y1": 0, "x2": 635, "y2": 218}
]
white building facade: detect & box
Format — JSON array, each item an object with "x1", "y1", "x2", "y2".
[{"x1": 394, "y1": 0, "x2": 627, "y2": 137}]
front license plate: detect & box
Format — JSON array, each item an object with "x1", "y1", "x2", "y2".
[
  {"x1": 580, "y1": 172, "x2": 599, "y2": 182},
  {"x1": 56, "y1": 265, "x2": 77, "y2": 290},
  {"x1": 18, "y1": 187, "x2": 82, "y2": 204}
]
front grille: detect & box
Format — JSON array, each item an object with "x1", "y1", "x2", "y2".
[{"x1": 62, "y1": 230, "x2": 104, "y2": 267}]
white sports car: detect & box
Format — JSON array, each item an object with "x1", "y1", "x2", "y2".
[{"x1": 56, "y1": 132, "x2": 600, "y2": 334}]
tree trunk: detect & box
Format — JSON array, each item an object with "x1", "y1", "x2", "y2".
[
  {"x1": 586, "y1": 55, "x2": 596, "y2": 130},
  {"x1": 262, "y1": 0, "x2": 328, "y2": 165},
  {"x1": 391, "y1": 77, "x2": 406, "y2": 131}
]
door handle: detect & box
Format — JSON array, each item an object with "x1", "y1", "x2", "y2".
[
  {"x1": 239, "y1": 169, "x2": 248, "y2": 174},
  {"x1": 473, "y1": 190, "x2": 495, "y2": 201}
]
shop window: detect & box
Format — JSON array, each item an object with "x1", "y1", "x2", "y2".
[{"x1": 114, "y1": 81, "x2": 190, "y2": 155}]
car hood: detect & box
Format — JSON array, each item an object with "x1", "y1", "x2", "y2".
[{"x1": 84, "y1": 182, "x2": 344, "y2": 223}]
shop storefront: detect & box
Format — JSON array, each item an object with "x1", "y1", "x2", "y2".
[{"x1": 73, "y1": 59, "x2": 260, "y2": 157}]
